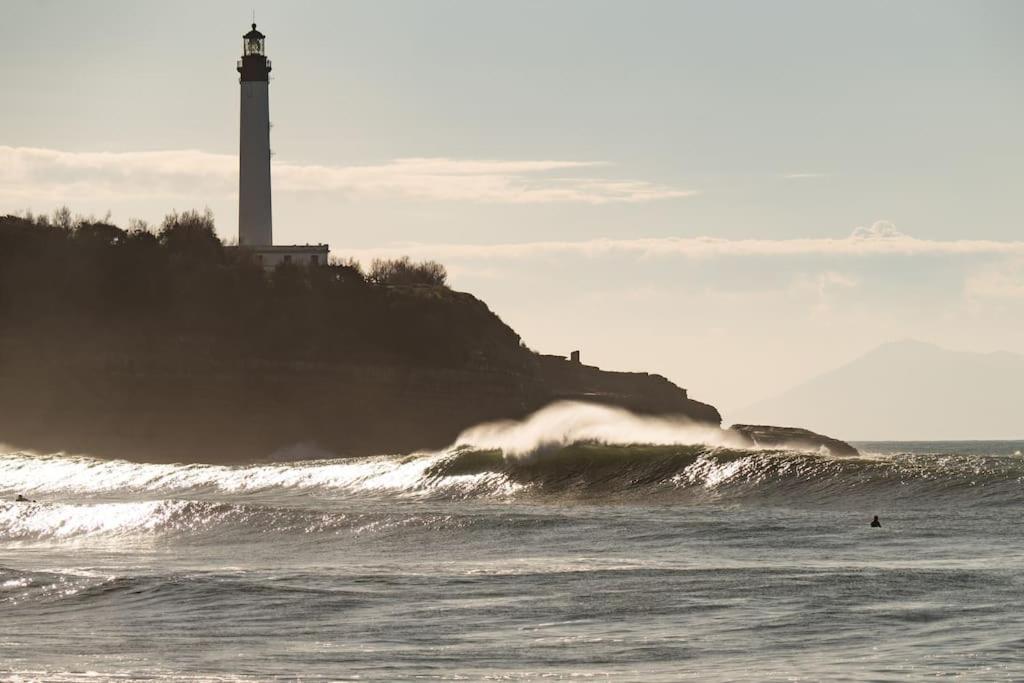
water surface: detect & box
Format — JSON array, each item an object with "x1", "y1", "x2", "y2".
[{"x1": 3, "y1": 438, "x2": 1023, "y2": 680}]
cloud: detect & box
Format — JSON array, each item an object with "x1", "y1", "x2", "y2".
[
  {"x1": 338, "y1": 222, "x2": 1024, "y2": 262},
  {"x1": 849, "y1": 220, "x2": 904, "y2": 240},
  {"x1": 965, "y1": 261, "x2": 1024, "y2": 300},
  {"x1": 791, "y1": 271, "x2": 860, "y2": 312},
  {"x1": 0, "y1": 146, "x2": 692, "y2": 205}
]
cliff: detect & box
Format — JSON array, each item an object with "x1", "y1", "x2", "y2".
[
  {"x1": 0, "y1": 328, "x2": 720, "y2": 464},
  {"x1": 0, "y1": 211, "x2": 720, "y2": 462}
]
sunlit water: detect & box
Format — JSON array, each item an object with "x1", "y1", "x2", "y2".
[{"x1": 2, "y1": 424, "x2": 1023, "y2": 680}]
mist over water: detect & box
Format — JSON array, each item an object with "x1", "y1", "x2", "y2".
[{"x1": 2, "y1": 408, "x2": 1023, "y2": 680}]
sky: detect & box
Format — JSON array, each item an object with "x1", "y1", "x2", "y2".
[{"x1": 2, "y1": 0, "x2": 1023, "y2": 423}]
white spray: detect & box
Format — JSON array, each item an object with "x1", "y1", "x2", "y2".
[{"x1": 452, "y1": 401, "x2": 750, "y2": 459}]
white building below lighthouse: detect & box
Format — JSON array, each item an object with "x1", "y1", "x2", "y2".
[{"x1": 237, "y1": 23, "x2": 328, "y2": 269}]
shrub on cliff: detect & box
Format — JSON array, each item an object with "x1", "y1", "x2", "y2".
[{"x1": 368, "y1": 256, "x2": 447, "y2": 287}]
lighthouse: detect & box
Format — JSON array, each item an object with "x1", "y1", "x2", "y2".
[
  {"x1": 237, "y1": 23, "x2": 273, "y2": 246},
  {"x1": 235, "y1": 24, "x2": 328, "y2": 268}
]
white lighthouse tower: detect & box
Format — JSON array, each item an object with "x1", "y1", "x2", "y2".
[
  {"x1": 236, "y1": 23, "x2": 328, "y2": 268},
  {"x1": 238, "y1": 23, "x2": 273, "y2": 246}
]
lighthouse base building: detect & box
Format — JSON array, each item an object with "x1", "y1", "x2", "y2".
[
  {"x1": 236, "y1": 23, "x2": 328, "y2": 270},
  {"x1": 246, "y1": 244, "x2": 329, "y2": 269}
]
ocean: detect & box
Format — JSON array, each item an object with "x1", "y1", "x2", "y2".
[{"x1": 2, "y1": 405, "x2": 1023, "y2": 681}]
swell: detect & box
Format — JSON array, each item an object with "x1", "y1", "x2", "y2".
[
  {"x1": 0, "y1": 565, "x2": 375, "y2": 613},
  {"x1": 0, "y1": 499, "x2": 562, "y2": 544}
]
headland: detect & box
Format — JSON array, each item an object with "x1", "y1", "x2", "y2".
[{"x1": 0, "y1": 210, "x2": 854, "y2": 462}]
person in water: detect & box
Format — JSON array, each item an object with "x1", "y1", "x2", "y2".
[
  {"x1": 870, "y1": 515, "x2": 881, "y2": 528},
  {"x1": 15, "y1": 494, "x2": 36, "y2": 503}
]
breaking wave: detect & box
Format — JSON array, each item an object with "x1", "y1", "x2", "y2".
[
  {"x1": 2, "y1": 446, "x2": 1022, "y2": 512},
  {"x1": 0, "y1": 449, "x2": 513, "y2": 498},
  {"x1": 1, "y1": 403, "x2": 1021, "y2": 513}
]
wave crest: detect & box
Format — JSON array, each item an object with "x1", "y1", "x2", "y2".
[
  {"x1": 1, "y1": 444, "x2": 1022, "y2": 510},
  {"x1": 1, "y1": 403, "x2": 1021, "y2": 508}
]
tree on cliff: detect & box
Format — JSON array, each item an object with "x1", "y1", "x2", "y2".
[{"x1": 158, "y1": 209, "x2": 224, "y2": 264}]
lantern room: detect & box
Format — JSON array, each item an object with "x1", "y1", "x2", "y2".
[
  {"x1": 243, "y1": 24, "x2": 265, "y2": 56},
  {"x1": 237, "y1": 24, "x2": 271, "y2": 82}
]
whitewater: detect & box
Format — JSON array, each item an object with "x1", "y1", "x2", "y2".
[{"x1": 2, "y1": 403, "x2": 1023, "y2": 681}]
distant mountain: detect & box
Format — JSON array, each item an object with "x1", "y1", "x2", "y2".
[{"x1": 735, "y1": 340, "x2": 1024, "y2": 440}]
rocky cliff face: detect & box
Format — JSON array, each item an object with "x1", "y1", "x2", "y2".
[
  {"x1": 0, "y1": 351, "x2": 719, "y2": 463},
  {"x1": 0, "y1": 316, "x2": 721, "y2": 464},
  {"x1": 533, "y1": 354, "x2": 720, "y2": 423}
]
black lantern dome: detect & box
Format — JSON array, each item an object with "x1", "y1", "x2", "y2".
[
  {"x1": 243, "y1": 23, "x2": 265, "y2": 56},
  {"x1": 238, "y1": 23, "x2": 272, "y2": 82}
]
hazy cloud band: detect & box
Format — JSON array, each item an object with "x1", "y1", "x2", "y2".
[
  {"x1": 340, "y1": 223, "x2": 1024, "y2": 261},
  {"x1": 0, "y1": 146, "x2": 693, "y2": 205}
]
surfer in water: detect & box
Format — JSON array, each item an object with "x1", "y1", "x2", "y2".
[
  {"x1": 870, "y1": 515, "x2": 881, "y2": 528},
  {"x1": 15, "y1": 494, "x2": 35, "y2": 503}
]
